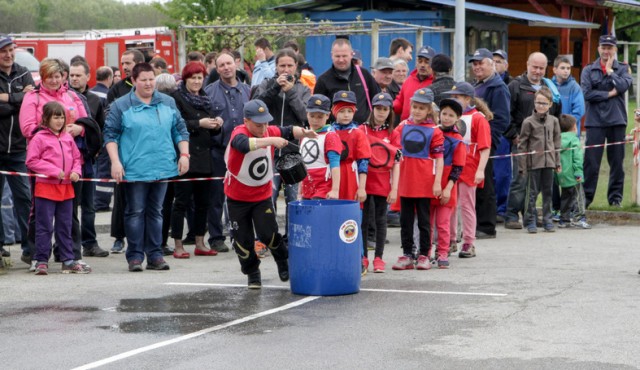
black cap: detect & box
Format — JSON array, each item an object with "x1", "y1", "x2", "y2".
[
  {"x1": 417, "y1": 46, "x2": 436, "y2": 60},
  {"x1": 244, "y1": 99, "x2": 273, "y2": 124},
  {"x1": 599, "y1": 35, "x2": 617, "y2": 46},
  {"x1": 332, "y1": 90, "x2": 357, "y2": 104},
  {"x1": 468, "y1": 48, "x2": 493, "y2": 62},
  {"x1": 444, "y1": 81, "x2": 475, "y2": 98},
  {"x1": 410, "y1": 88, "x2": 434, "y2": 104},
  {"x1": 493, "y1": 49, "x2": 508, "y2": 61},
  {"x1": 439, "y1": 98, "x2": 463, "y2": 117},
  {"x1": 306, "y1": 94, "x2": 331, "y2": 114},
  {"x1": 431, "y1": 54, "x2": 452, "y2": 73},
  {"x1": 372, "y1": 92, "x2": 393, "y2": 107},
  {"x1": 0, "y1": 34, "x2": 14, "y2": 49}
]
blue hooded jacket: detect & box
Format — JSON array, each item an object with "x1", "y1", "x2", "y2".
[{"x1": 552, "y1": 75, "x2": 585, "y2": 134}]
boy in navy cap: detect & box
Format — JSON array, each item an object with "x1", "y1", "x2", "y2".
[
  {"x1": 390, "y1": 88, "x2": 444, "y2": 271},
  {"x1": 299, "y1": 94, "x2": 343, "y2": 200},
  {"x1": 225, "y1": 99, "x2": 317, "y2": 288}
]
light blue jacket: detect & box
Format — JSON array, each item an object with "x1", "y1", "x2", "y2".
[
  {"x1": 104, "y1": 89, "x2": 189, "y2": 181},
  {"x1": 251, "y1": 57, "x2": 276, "y2": 87},
  {"x1": 552, "y1": 75, "x2": 585, "y2": 134}
]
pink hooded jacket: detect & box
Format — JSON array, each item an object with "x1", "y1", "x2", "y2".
[
  {"x1": 26, "y1": 128, "x2": 82, "y2": 185},
  {"x1": 19, "y1": 83, "x2": 88, "y2": 141}
]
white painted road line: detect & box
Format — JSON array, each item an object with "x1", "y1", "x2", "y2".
[
  {"x1": 164, "y1": 282, "x2": 508, "y2": 297},
  {"x1": 71, "y1": 296, "x2": 319, "y2": 370}
]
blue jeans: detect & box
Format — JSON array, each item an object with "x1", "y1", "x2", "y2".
[
  {"x1": 0, "y1": 152, "x2": 32, "y2": 254},
  {"x1": 493, "y1": 137, "x2": 512, "y2": 216},
  {"x1": 1, "y1": 181, "x2": 19, "y2": 243},
  {"x1": 123, "y1": 182, "x2": 167, "y2": 263}
]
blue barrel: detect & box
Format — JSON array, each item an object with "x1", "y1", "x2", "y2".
[{"x1": 287, "y1": 200, "x2": 362, "y2": 296}]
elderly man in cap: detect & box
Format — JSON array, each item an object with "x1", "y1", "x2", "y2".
[
  {"x1": 469, "y1": 48, "x2": 510, "y2": 239},
  {"x1": 581, "y1": 35, "x2": 632, "y2": 208},
  {"x1": 225, "y1": 99, "x2": 317, "y2": 289},
  {"x1": 493, "y1": 49, "x2": 512, "y2": 85},
  {"x1": 372, "y1": 57, "x2": 400, "y2": 101},
  {"x1": 393, "y1": 45, "x2": 436, "y2": 121},
  {"x1": 0, "y1": 34, "x2": 34, "y2": 260}
]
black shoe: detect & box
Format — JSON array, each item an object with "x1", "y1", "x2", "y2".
[
  {"x1": 211, "y1": 239, "x2": 230, "y2": 253},
  {"x1": 20, "y1": 254, "x2": 31, "y2": 265},
  {"x1": 276, "y1": 260, "x2": 289, "y2": 282},
  {"x1": 83, "y1": 245, "x2": 109, "y2": 257},
  {"x1": 146, "y1": 259, "x2": 170, "y2": 270},
  {"x1": 248, "y1": 270, "x2": 262, "y2": 289},
  {"x1": 476, "y1": 231, "x2": 496, "y2": 239},
  {"x1": 182, "y1": 236, "x2": 196, "y2": 245},
  {"x1": 161, "y1": 245, "x2": 174, "y2": 256},
  {"x1": 610, "y1": 200, "x2": 622, "y2": 208},
  {"x1": 0, "y1": 246, "x2": 10, "y2": 257}
]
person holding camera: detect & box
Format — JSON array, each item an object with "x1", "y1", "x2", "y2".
[{"x1": 252, "y1": 48, "x2": 311, "y2": 243}]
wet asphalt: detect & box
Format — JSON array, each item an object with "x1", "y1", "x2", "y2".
[{"x1": 1, "y1": 205, "x2": 639, "y2": 370}]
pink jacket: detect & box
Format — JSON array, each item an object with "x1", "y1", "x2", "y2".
[
  {"x1": 26, "y1": 128, "x2": 82, "y2": 185},
  {"x1": 19, "y1": 83, "x2": 88, "y2": 141}
]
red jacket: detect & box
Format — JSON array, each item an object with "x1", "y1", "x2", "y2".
[{"x1": 393, "y1": 70, "x2": 434, "y2": 121}]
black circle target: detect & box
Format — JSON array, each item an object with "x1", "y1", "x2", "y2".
[
  {"x1": 301, "y1": 140, "x2": 320, "y2": 164},
  {"x1": 340, "y1": 140, "x2": 350, "y2": 161},
  {"x1": 248, "y1": 157, "x2": 269, "y2": 181},
  {"x1": 403, "y1": 128, "x2": 427, "y2": 154},
  {"x1": 370, "y1": 142, "x2": 391, "y2": 169}
]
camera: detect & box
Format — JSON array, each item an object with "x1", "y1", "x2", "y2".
[{"x1": 286, "y1": 75, "x2": 294, "y2": 82}]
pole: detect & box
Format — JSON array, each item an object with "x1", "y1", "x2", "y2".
[
  {"x1": 178, "y1": 26, "x2": 186, "y2": 71},
  {"x1": 454, "y1": 0, "x2": 466, "y2": 82},
  {"x1": 623, "y1": 44, "x2": 629, "y2": 112},
  {"x1": 371, "y1": 21, "x2": 379, "y2": 64}
]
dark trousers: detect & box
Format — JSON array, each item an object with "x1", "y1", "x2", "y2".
[
  {"x1": 493, "y1": 137, "x2": 512, "y2": 216},
  {"x1": 161, "y1": 183, "x2": 174, "y2": 246},
  {"x1": 0, "y1": 152, "x2": 32, "y2": 255},
  {"x1": 583, "y1": 126, "x2": 626, "y2": 206},
  {"x1": 171, "y1": 178, "x2": 212, "y2": 238},
  {"x1": 34, "y1": 197, "x2": 74, "y2": 263},
  {"x1": 524, "y1": 168, "x2": 554, "y2": 227},
  {"x1": 207, "y1": 149, "x2": 227, "y2": 245},
  {"x1": 475, "y1": 148, "x2": 497, "y2": 235},
  {"x1": 400, "y1": 197, "x2": 431, "y2": 256},
  {"x1": 362, "y1": 194, "x2": 388, "y2": 258},
  {"x1": 505, "y1": 144, "x2": 527, "y2": 223},
  {"x1": 560, "y1": 183, "x2": 587, "y2": 222},
  {"x1": 110, "y1": 183, "x2": 126, "y2": 239},
  {"x1": 93, "y1": 150, "x2": 113, "y2": 210},
  {"x1": 227, "y1": 197, "x2": 287, "y2": 275}
]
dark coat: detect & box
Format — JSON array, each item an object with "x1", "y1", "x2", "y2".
[
  {"x1": 474, "y1": 73, "x2": 510, "y2": 149},
  {"x1": 0, "y1": 63, "x2": 34, "y2": 153},
  {"x1": 581, "y1": 58, "x2": 633, "y2": 128}
]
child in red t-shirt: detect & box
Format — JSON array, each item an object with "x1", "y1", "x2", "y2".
[
  {"x1": 299, "y1": 94, "x2": 343, "y2": 200},
  {"x1": 390, "y1": 88, "x2": 444, "y2": 271},
  {"x1": 25, "y1": 101, "x2": 85, "y2": 275},
  {"x1": 444, "y1": 82, "x2": 492, "y2": 258},
  {"x1": 429, "y1": 98, "x2": 467, "y2": 268},
  {"x1": 359, "y1": 93, "x2": 400, "y2": 274}
]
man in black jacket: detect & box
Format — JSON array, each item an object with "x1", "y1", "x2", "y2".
[
  {"x1": 253, "y1": 48, "x2": 310, "y2": 241},
  {"x1": 0, "y1": 35, "x2": 33, "y2": 259},
  {"x1": 314, "y1": 38, "x2": 380, "y2": 124}
]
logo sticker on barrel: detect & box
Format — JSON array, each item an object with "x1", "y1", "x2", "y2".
[{"x1": 339, "y1": 219, "x2": 358, "y2": 244}]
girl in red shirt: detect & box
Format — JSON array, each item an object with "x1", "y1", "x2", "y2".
[
  {"x1": 444, "y1": 82, "x2": 492, "y2": 258},
  {"x1": 359, "y1": 93, "x2": 400, "y2": 274},
  {"x1": 429, "y1": 98, "x2": 467, "y2": 268}
]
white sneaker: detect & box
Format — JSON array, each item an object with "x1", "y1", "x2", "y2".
[{"x1": 28, "y1": 260, "x2": 37, "y2": 272}]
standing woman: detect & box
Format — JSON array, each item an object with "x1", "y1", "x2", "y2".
[
  {"x1": 104, "y1": 63, "x2": 190, "y2": 272},
  {"x1": 170, "y1": 62, "x2": 221, "y2": 258}
]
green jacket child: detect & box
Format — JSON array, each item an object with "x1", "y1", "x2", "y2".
[{"x1": 555, "y1": 131, "x2": 583, "y2": 188}]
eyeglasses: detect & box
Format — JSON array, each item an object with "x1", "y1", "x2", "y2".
[{"x1": 534, "y1": 101, "x2": 550, "y2": 106}]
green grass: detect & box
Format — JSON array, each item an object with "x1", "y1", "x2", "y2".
[{"x1": 587, "y1": 100, "x2": 640, "y2": 212}]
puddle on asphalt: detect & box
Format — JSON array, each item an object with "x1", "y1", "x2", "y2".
[
  {"x1": 2, "y1": 305, "x2": 100, "y2": 317},
  {"x1": 101, "y1": 287, "x2": 297, "y2": 335}
]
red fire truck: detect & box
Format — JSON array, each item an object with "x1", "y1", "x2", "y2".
[{"x1": 11, "y1": 27, "x2": 178, "y2": 86}]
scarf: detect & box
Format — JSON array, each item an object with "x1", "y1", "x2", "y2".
[{"x1": 179, "y1": 82, "x2": 211, "y2": 112}]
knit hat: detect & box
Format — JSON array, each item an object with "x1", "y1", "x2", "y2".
[{"x1": 431, "y1": 54, "x2": 452, "y2": 73}]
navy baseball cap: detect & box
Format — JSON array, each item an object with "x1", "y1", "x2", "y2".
[
  {"x1": 244, "y1": 99, "x2": 273, "y2": 124},
  {"x1": 333, "y1": 90, "x2": 357, "y2": 104},
  {"x1": 410, "y1": 88, "x2": 434, "y2": 104},
  {"x1": 439, "y1": 98, "x2": 463, "y2": 117},
  {"x1": 372, "y1": 92, "x2": 393, "y2": 107},
  {"x1": 0, "y1": 34, "x2": 14, "y2": 49},
  {"x1": 352, "y1": 49, "x2": 363, "y2": 61},
  {"x1": 417, "y1": 46, "x2": 436, "y2": 60},
  {"x1": 493, "y1": 49, "x2": 508, "y2": 61},
  {"x1": 469, "y1": 48, "x2": 493, "y2": 62},
  {"x1": 444, "y1": 82, "x2": 475, "y2": 98},
  {"x1": 599, "y1": 35, "x2": 617, "y2": 46},
  {"x1": 307, "y1": 94, "x2": 331, "y2": 114}
]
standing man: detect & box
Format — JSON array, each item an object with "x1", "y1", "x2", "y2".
[
  {"x1": 0, "y1": 34, "x2": 33, "y2": 259},
  {"x1": 503, "y1": 52, "x2": 562, "y2": 229},
  {"x1": 581, "y1": 35, "x2": 632, "y2": 208},
  {"x1": 314, "y1": 38, "x2": 380, "y2": 124},
  {"x1": 205, "y1": 52, "x2": 251, "y2": 252},
  {"x1": 106, "y1": 49, "x2": 145, "y2": 253},
  {"x1": 493, "y1": 50, "x2": 512, "y2": 85},
  {"x1": 372, "y1": 57, "x2": 400, "y2": 101},
  {"x1": 91, "y1": 66, "x2": 113, "y2": 103},
  {"x1": 393, "y1": 46, "x2": 436, "y2": 121},
  {"x1": 389, "y1": 38, "x2": 413, "y2": 63},
  {"x1": 69, "y1": 60, "x2": 109, "y2": 258},
  {"x1": 253, "y1": 48, "x2": 310, "y2": 242},
  {"x1": 251, "y1": 38, "x2": 276, "y2": 88},
  {"x1": 492, "y1": 49, "x2": 513, "y2": 222},
  {"x1": 469, "y1": 48, "x2": 511, "y2": 239}
]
